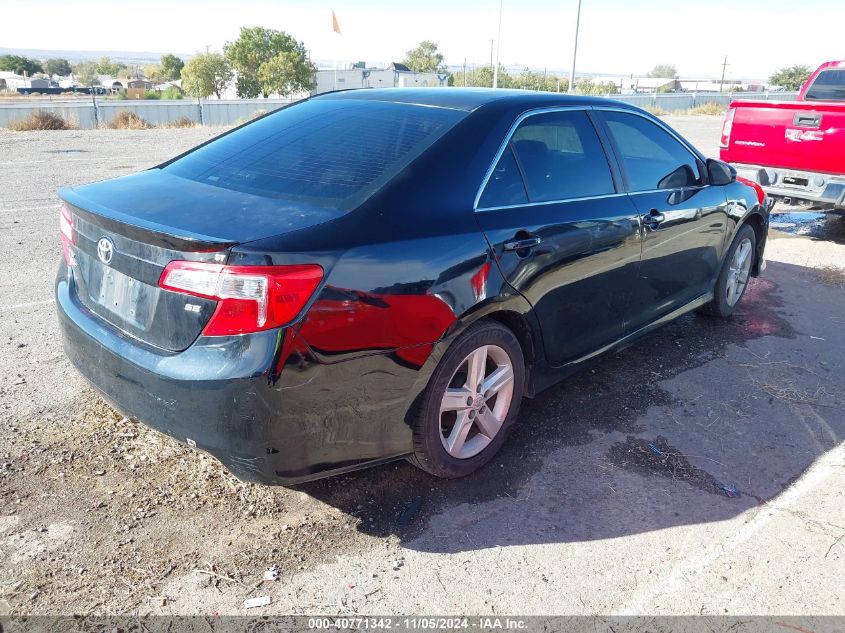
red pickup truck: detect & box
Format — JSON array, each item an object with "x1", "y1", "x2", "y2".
[{"x1": 720, "y1": 60, "x2": 845, "y2": 211}]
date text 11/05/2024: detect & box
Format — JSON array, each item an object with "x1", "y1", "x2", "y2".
[{"x1": 307, "y1": 617, "x2": 528, "y2": 630}]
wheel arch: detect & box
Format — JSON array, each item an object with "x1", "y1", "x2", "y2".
[
  {"x1": 482, "y1": 309, "x2": 538, "y2": 391},
  {"x1": 737, "y1": 210, "x2": 767, "y2": 276},
  {"x1": 402, "y1": 295, "x2": 546, "y2": 422}
]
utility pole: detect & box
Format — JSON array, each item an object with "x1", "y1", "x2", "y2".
[
  {"x1": 568, "y1": 0, "x2": 582, "y2": 93},
  {"x1": 489, "y1": 40, "x2": 494, "y2": 71},
  {"x1": 493, "y1": 0, "x2": 503, "y2": 88},
  {"x1": 463, "y1": 57, "x2": 467, "y2": 86},
  {"x1": 719, "y1": 55, "x2": 729, "y2": 92}
]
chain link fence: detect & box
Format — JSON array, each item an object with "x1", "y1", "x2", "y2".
[{"x1": 0, "y1": 92, "x2": 798, "y2": 129}]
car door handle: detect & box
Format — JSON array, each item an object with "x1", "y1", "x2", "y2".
[{"x1": 503, "y1": 235, "x2": 542, "y2": 251}]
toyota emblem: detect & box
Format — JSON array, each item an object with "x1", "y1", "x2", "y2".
[{"x1": 97, "y1": 237, "x2": 114, "y2": 265}]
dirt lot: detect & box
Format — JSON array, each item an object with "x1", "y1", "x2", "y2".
[{"x1": 0, "y1": 117, "x2": 843, "y2": 617}]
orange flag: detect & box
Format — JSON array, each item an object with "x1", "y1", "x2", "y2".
[{"x1": 332, "y1": 10, "x2": 342, "y2": 35}]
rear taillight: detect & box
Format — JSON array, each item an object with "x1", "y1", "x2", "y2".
[
  {"x1": 159, "y1": 261, "x2": 323, "y2": 336},
  {"x1": 59, "y1": 202, "x2": 75, "y2": 266},
  {"x1": 720, "y1": 107, "x2": 736, "y2": 149}
]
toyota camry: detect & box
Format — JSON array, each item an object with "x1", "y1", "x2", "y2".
[{"x1": 56, "y1": 89, "x2": 769, "y2": 484}]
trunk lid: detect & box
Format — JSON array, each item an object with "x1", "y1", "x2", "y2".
[
  {"x1": 61, "y1": 169, "x2": 342, "y2": 352},
  {"x1": 723, "y1": 100, "x2": 845, "y2": 174}
]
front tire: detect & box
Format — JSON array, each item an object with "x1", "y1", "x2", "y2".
[
  {"x1": 700, "y1": 224, "x2": 757, "y2": 318},
  {"x1": 408, "y1": 320, "x2": 525, "y2": 479}
]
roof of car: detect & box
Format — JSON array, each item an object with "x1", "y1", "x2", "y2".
[{"x1": 314, "y1": 87, "x2": 628, "y2": 112}]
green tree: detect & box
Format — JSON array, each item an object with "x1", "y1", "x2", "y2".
[
  {"x1": 511, "y1": 68, "x2": 566, "y2": 92},
  {"x1": 144, "y1": 64, "x2": 163, "y2": 81},
  {"x1": 96, "y1": 56, "x2": 125, "y2": 76},
  {"x1": 0, "y1": 55, "x2": 43, "y2": 76},
  {"x1": 451, "y1": 65, "x2": 513, "y2": 88},
  {"x1": 119, "y1": 65, "x2": 142, "y2": 80},
  {"x1": 45, "y1": 58, "x2": 72, "y2": 77},
  {"x1": 225, "y1": 26, "x2": 315, "y2": 98},
  {"x1": 160, "y1": 54, "x2": 184, "y2": 80},
  {"x1": 181, "y1": 52, "x2": 233, "y2": 99},
  {"x1": 402, "y1": 40, "x2": 446, "y2": 73},
  {"x1": 160, "y1": 85, "x2": 184, "y2": 99},
  {"x1": 649, "y1": 63, "x2": 678, "y2": 78},
  {"x1": 257, "y1": 51, "x2": 316, "y2": 97},
  {"x1": 769, "y1": 65, "x2": 812, "y2": 91},
  {"x1": 573, "y1": 78, "x2": 618, "y2": 95},
  {"x1": 72, "y1": 61, "x2": 101, "y2": 87}
]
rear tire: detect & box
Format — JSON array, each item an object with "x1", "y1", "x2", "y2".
[
  {"x1": 699, "y1": 224, "x2": 757, "y2": 318},
  {"x1": 408, "y1": 320, "x2": 525, "y2": 479}
]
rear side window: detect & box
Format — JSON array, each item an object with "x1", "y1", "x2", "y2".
[
  {"x1": 601, "y1": 111, "x2": 702, "y2": 191},
  {"x1": 805, "y1": 69, "x2": 845, "y2": 101},
  {"x1": 478, "y1": 146, "x2": 528, "y2": 208},
  {"x1": 509, "y1": 111, "x2": 615, "y2": 202},
  {"x1": 164, "y1": 100, "x2": 465, "y2": 210}
]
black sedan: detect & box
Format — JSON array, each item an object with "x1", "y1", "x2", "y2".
[{"x1": 56, "y1": 89, "x2": 769, "y2": 484}]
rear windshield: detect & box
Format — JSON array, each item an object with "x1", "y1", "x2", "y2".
[
  {"x1": 804, "y1": 69, "x2": 845, "y2": 101},
  {"x1": 164, "y1": 99, "x2": 465, "y2": 210}
]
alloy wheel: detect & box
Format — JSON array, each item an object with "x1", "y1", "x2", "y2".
[
  {"x1": 438, "y1": 344, "x2": 515, "y2": 459},
  {"x1": 726, "y1": 237, "x2": 753, "y2": 306}
]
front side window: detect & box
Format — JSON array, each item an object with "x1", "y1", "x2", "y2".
[
  {"x1": 509, "y1": 110, "x2": 615, "y2": 202},
  {"x1": 804, "y1": 69, "x2": 845, "y2": 101},
  {"x1": 601, "y1": 111, "x2": 702, "y2": 192}
]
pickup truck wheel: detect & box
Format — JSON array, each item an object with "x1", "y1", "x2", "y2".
[
  {"x1": 699, "y1": 224, "x2": 756, "y2": 318},
  {"x1": 407, "y1": 320, "x2": 525, "y2": 479}
]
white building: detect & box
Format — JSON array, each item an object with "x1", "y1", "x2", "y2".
[
  {"x1": 0, "y1": 71, "x2": 27, "y2": 91},
  {"x1": 97, "y1": 76, "x2": 125, "y2": 92},
  {"x1": 312, "y1": 63, "x2": 447, "y2": 96}
]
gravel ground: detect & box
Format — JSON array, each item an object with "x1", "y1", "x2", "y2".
[{"x1": 0, "y1": 117, "x2": 842, "y2": 617}]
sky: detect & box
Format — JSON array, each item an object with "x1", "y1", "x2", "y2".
[{"x1": 3, "y1": 0, "x2": 844, "y2": 79}]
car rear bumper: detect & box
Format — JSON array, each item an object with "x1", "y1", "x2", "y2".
[
  {"x1": 56, "y1": 266, "x2": 416, "y2": 485},
  {"x1": 732, "y1": 164, "x2": 845, "y2": 209}
]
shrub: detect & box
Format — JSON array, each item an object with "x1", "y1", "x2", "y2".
[
  {"x1": 165, "y1": 116, "x2": 196, "y2": 128},
  {"x1": 8, "y1": 110, "x2": 72, "y2": 130},
  {"x1": 106, "y1": 110, "x2": 152, "y2": 129},
  {"x1": 687, "y1": 102, "x2": 726, "y2": 116},
  {"x1": 643, "y1": 105, "x2": 669, "y2": 116},
  {"x1": 160, "y1": 86, "x2": 183, "y2": 100}
]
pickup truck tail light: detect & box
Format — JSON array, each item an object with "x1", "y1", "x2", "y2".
[
  {"x1": 159, "y1": 261, "x2": 324, "y2": 336},
  {"x1": 720, "y1": 107, "x2": 736, "y2": 149},
  {"x1": 59, "y1": 202, "x2": 75, "y2": 266}
]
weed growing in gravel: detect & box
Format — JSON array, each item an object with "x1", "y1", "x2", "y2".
[
  {"x1": 165, "y1": 116, "x2": 197, "y2": 128},
  {"x1": 106, "y1": 111, "x2": 153, "y2": 130},
  {"x1": 8, "y1": 110, "x2": 73, "y2": 131},
  {"x1": 687, "y1": 102, "x2": 727, "y2": 116}
]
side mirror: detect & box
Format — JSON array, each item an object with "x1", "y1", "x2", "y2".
[{"x1": 707, "y1": 158, "x2": 736, "y2": 186}]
